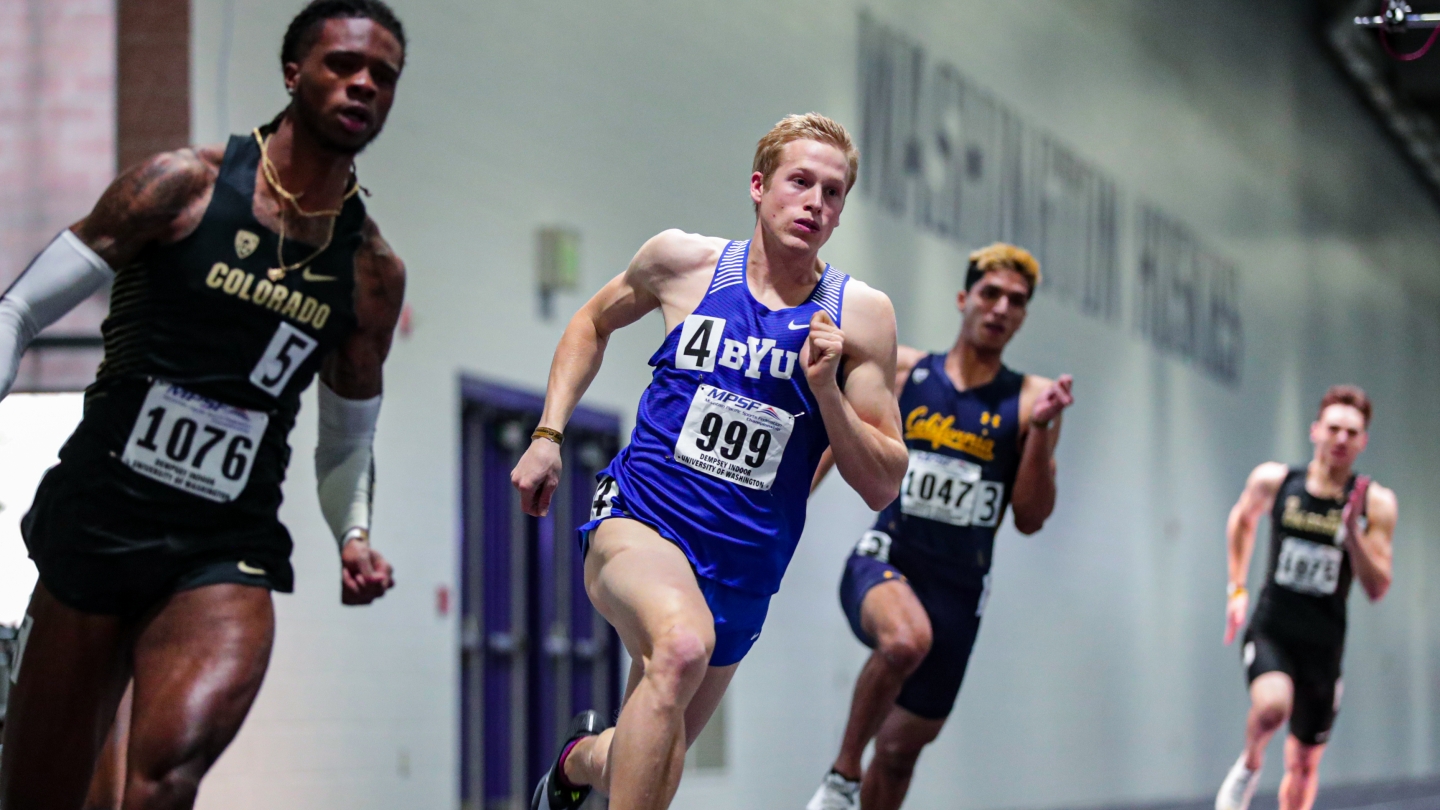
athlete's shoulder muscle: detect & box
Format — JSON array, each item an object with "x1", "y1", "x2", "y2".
[
  {"x1": 73, "y1": 146, "x2": 222, "y2": 267},
  {"x1": 1246, "y1": 461, "x2": 1289, "y2": 498},
  {"x1": 631, "y1": 229, "x2": 727, "y2": 329},
  {"x1": 1367, "y1": 481, "x2": 1399, "y2": 529},
  {"x1": 838, "y1": 279, "x2": 897, "y2": 366}
]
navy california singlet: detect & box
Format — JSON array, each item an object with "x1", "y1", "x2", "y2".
[{"x1": 871, "y1": 355, "x2": 1025, "y2": 584}]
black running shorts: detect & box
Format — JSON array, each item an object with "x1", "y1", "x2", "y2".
[
  {"x1": 840, "y1": 531, "x2": 987, "y2": 720},
  {"x1": 21, "y1": 460, "x2": 293, "y2": 618},
  {"x1": 1242, "y1": 626, "x2": 1344, "y2": 746}
]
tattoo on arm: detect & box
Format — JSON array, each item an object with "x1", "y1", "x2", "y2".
[
  {"x1": 73, "y1": 149, "x2": 217, "y2": 268},
  {"x1": 322, "y1": 219, "x2": 406, "y2": 399}
]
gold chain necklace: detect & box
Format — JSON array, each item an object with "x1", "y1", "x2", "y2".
[{"x1": 252, "y1": 128, "x2": 362, "y2": 281}]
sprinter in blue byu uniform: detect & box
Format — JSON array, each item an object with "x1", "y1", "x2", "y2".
[
  {"x1": 512, "y1": 113, "x2": 908, "y2": 810},
  {"x1": 807, "y1": 244, "x2": 1075, "y2": 810}
]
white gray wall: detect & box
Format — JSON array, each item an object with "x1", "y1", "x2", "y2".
[{"x1": 188, "y1": 1, "x2": 1440, "y2": 808}]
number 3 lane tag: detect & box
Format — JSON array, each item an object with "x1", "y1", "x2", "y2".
[
  {"x1": 674, "y1": 384, "x2": 794, "y2": 491},
  {"x1": 120, "y1": 381, "x2": 270, "y2": 503}
]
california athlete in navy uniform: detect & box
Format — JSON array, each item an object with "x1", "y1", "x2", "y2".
[
  {"x1": 0, "y1": 4, "x2": 408, "y2": 804},
  {"x1": 808, "y1": 243, "x2": 1074, "y2": 810},
  {"x1": 1216, "y1": 386, "x2": 1398, "y2": 810},
  {"x1": 514, "y1": 114, "x2": 907, "y2": 810},
  {"x1": 840, "y1": 355, "x2": 1024, "y2": 719}
]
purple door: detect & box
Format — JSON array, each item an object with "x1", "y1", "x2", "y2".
[{"x1": 460, "y1": 377, "x2": 622, "y2": 809}]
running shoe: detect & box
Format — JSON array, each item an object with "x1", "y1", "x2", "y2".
[
  {"x1": 531, "y1": 710, "x2": 606, "y2": 810},
  {"x1": 805, "y1": 770, "x2": 860, "y2": 810},
  {"x1": 1215, "y1": 754, "x2": 1261, "y2": 810}
]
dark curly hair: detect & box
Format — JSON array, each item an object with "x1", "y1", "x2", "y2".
[{"x1": 280, "y1": 0, "x2": 406, "y2": 67}]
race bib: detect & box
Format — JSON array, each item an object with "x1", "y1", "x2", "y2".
[
  {"x1": 674, "y1": 384, "x2": 794, "y2": 491},
  {"x1": 900, "y1": 449, "x2": 1005, "y2": 527},
  {"x1": 1273, "y1": 536, "x2": 1343, "y2": 596},
  {"x1": 120, "y1": 381, "x2": 270, "y2": 503}
]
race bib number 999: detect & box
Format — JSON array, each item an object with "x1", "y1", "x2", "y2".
[
  {"x1": 1274, "y1": 537, "x2": 1343, "y2": 596},
  {"x1": 120, "y1": 381, "x2": 270, "y2": 503},
  {"x1": 900, "y1": 449, "x2": 1004, "y2": 527},
  {"x1": 674, "y1": 384, "x2": 794, "y2": 490}
]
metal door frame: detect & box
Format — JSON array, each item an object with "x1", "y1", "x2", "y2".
[{"x1": 459, "y1": 376, "x2": 622, "y2": 810}]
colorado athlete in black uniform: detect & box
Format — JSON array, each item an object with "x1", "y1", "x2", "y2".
[
  {"x1": 1216, "y1": 386, "x2": 1397, "y2": 810},
  {"x1": 806, "y1": 244, "x2": 1075, "y2": 810},
  {"x1": 0, "y1": 3, "x2": 407, "y2": 807}
]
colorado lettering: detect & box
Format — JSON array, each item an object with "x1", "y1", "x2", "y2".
[
  {"x1": 205, "y1": 262, "x2": 332, "y2": 330},
  {"x1": 1282, "y1": 497, "x2": 1344, "y2": 538},
  {"x1": 904, "y1": 405, "x2": 996, "y2": 462}
]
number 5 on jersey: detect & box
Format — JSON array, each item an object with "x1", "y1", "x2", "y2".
[
  {"x1": 250, "y1": 322, "x2": 319, "y2": 396},
  {"x1": 676, "y1": 315, "x2": 726, "y2": 373}
]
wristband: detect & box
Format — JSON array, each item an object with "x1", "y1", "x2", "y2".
[
  {"x1": 342, "y1": 527, "x2": 369, "y2": 547},
  {"x1": 1030, "y1": 417, "x2": 1053, "y2": 430},
  {"x1": 532, "y1": 427, "x2": 564, "y2": 446},
  {"x1": 1227, "y1": 584, "x2": 1247, "y2": 600}
]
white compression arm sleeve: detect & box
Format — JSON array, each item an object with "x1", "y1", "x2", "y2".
[
  {"x1": 315, "y1": 381, "x2": 381, "y2": 548},
  {"x1": 0, "y1": 231, "x2": 114, "y2": 399}
]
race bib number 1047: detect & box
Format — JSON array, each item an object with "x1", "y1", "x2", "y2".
[
  {"x1": 900, "y1": 449, "x2": 1005, "y2": 527},
  {"x1": 120, "y1": 381, "x2": 270, "y2": 503}
]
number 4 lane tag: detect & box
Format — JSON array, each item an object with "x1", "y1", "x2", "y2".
[
  {"x1": 675, "y1": 315, "x2": 725, "y2": 373},
  {"x1": 120, "y1": 381, "x2": 270, "y2": 503}
]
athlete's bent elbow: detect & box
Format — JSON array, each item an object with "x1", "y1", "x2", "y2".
[{"x1": 1367, "y1": 576, "x2": 1391, "y2": 602}]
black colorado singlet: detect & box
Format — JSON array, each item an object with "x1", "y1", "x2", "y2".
[
  {"x1": 1251, "y1": 468, "x2": 1357, "y2": 648},
  {"x1": 59, "y1": 128, "x2": 364, "y2": 524},
  {"x1": 872, "y1": 356, "x2": 1025, "y2": 584}
]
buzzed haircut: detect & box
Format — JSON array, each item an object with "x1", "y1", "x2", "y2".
[
  {"x1": 1319, "y1": 384, "x2": 1372, "y2": 427},
  {"x1": 965, "y1": 243, "x2": 1041, "y2": 296},
  {"x1": 281, "y1": 0, "x2": 406, "y2": 67}
]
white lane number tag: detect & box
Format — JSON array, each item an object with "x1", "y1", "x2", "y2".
[
  {"x1": 121, "y1": 381, "x2": 270, "y2": 503},
  {"x1": 674, "y1": 384, "x2": 794, "y2": 491},
  {"x1": 250, "y1": 322, "x2": 319, "y2": 396},
  {"x1": 900, "y1": 449, "x2": 1005, "y2": 527},
  {"x1": 1274, "y1": 537, "x2": 1343, "y2": 596},
  {"x1": 675, "y1": 315, "x2": 726, "y2": 373}
]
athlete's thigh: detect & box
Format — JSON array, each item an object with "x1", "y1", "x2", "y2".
[
  {"x1": 1250, "y1": 670, "x2": 1295, "y2": 716},
  {"x1": 0, "y1": 582, "x2": 133, "y2": 810},
  {"x1": 125, "y1": 584, "x2": 274, "y2": 785},
  {"x1": 860, "y1": 579, "x2": 930, "y2": 647},
  {"x1": 873, "y1": 704, "x2": 946, "y2": 758},
  {"x1": 584, "y1": 518, "x2": 713, "y2": 659},
  {"x1": 683, "y1": 664, "x2": 738, "y2": 748}
]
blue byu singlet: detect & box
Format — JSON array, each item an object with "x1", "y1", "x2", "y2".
[
  {"x1": 871, "y1": 354, "x2": 1024, "y2": 583},
  {"x1": 582, "y1": 239, "x2": 849, "y2": 596}
]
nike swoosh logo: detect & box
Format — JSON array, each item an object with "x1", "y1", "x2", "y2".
[
  {"x1": 301, "y1": 267, "x2": 336, "y2": 282},
  {"x1": 237, "y1": 561, "x2": 267, "y2": 576},
  {"x1": 787, "y1": 321, "x2": 809, "y2": 330}
]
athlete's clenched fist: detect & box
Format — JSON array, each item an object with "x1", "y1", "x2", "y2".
[
  {"x1": 341, "y1": 535, "x2": 395, "y2": 605},
  {"x1": 512, "y1": 434, "x2": 563, "y2": 516},
  {"x1": 803, "y1": 309, "x2": 844, "y2": 391},
  {"x1": 1030, "y1": 374, "x2": 1075, "y2": 424}
]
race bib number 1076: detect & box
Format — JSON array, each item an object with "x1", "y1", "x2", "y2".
[
  {"x1": 900, "y1": 449, "x2": 1004, "y2": 527},
  {"x1": 120, "y1": 381, "x2": 270, "y2": 503},
  {"x1": 1274, "y1": 537, "x2": 1343, "y2": 596}
]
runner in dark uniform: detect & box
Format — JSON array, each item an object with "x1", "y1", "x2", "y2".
[
  {"x1": 1216, "y1": 385, "x2": 1397, "y2": 810},
  {"x1": 806, "y1": 244, "x2": 1074, "y2": 810},
  {"x1": 0, "y1": 3, "x2": 407, "y2": 806}
]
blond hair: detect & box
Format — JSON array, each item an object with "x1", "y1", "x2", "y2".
[
  {"x1": 966, "y1": 243, "x2": 1041, "y2": 293},
  {"x1": 752, "y1": 113, "x2": 860, "y2": 194}
]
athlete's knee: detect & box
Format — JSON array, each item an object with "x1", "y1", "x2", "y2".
[
  {"x1": 124, "y1": 759, "x2": 207, "y2": 810},
  {"x1": 1252, "y1": 699, "x2": 1289, "y2": 732},
  {"x1": 871, "y1": 735, "x2": 926, "y2": 779},
  {"x1": 876, "y1": 623, "x2": 931, "y2": 675},
  {"x1": 645, "y1": 625, "x2": 713, "y2": 698},
  {"x1": 1284, "y1": 744, "x2": 1323, "y2": 780}
]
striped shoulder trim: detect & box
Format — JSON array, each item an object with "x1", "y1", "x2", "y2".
[
  {"x1": 709, "y1": 240, "x2": 748, "y2": 293},
  {"x1": 813, "y1": 265, "x2": 847, "y2": 324}
]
